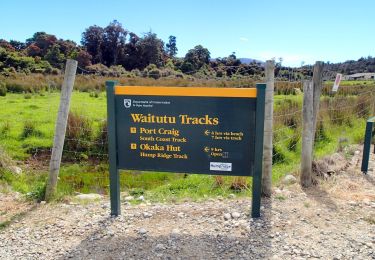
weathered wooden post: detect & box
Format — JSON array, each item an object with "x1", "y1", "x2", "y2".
[
  {"x1": 45, "y1": 59, "x2": 77, "y2": 201},
  {"x1": 312, "y1": 61, "x2": 324, "y2": 144},
  {"x1": 262, "y1": 60, "x2": 275, "y2": 196},
  {"x1": 301, "y1": 80, "x2": 314, "y2": 187}
]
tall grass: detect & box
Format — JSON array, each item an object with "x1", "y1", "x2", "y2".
[
  {"x1": 1, "y1": 73, "x2": 260, "y2": 93},
  {"x1": 0, "y1": 79, "x2": 374, "y2": 201}
]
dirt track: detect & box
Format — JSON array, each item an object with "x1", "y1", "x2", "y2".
[{"x1": 0, "y1": 149, "x2": 374, "y2": 259}]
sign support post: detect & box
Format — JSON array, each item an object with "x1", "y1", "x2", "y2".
[
  {"x1": 361, "y1": 116, "x2": 375, "y2": 173},
  {"x1": 106, "y1": 80, "x2": 121, "y2": 216},
  {"x1": 252, "y1": 83, "x2": 266, "y2": 218}
]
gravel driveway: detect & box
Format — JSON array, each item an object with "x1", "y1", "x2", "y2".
[{"x1": 0, "y1": 150, "x2": 374, "y2": 259}]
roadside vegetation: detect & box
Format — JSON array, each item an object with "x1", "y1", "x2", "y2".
[{"x1": 0, "y1": 79, "x2": 373, "y2": 203}]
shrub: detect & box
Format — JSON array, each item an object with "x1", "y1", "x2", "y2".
[
  {"x1": 315, "y1": 120, "x2": 330, "y2": 143},
  {"x1": 272, "y1": 144, "x2": 286, "y2": 165},
  {"x1": 131, "y1": 69, "x2": 141, "y2": 77},
  {"x1": 89, "y1": 91, "x2": 99, "y2": 98},
  {"x1": 26, "y1": 183, "x2": 46, "y2": 202},
  {"x1": 93, "y1": 120, "x2": 108, "y2": 160},
  {"x1": 0, "y1": 82, "x2": 6, "y2": 96},
  {"x1": 214, "y1": 176, "x2": 224, "y2": 187},
  {"x1": 0, "y1": 67, "x2": 17, "y2": 77},
  {"x1": 287, "y1": 132, "x2": 300, "y2": 152},
  {"x1": 64, "y1": 112, "x2": 93, "y2": 160},
  {"x1": 355, "y1": 94, "x2": 373, "y2": 118},
  {"x1": 274, "y1": 99, "x2": 301, "y2": 128},
  {"x1": 24, "y1": 93, "x2": 32, "y2": 99},
  {"x1": 275, "y1": 81, "x2": 302, "y2": 95},
  {"x1": 0, "y1": 121, "x2": 11, "y2": 136},
  {"x1": 86, "y1": 63, "x2": 110, "y2": 76},
  {"x1": 230, "y1": 177, "x2": 248, "y2": 191},
  {"x1": 148, "y1": 68, "x2": 161, "y2": 79},
  {"x1": 20, "y1": 121, "x2": 43, "y2": 139},
  {"x1": 50, "y1": 68, "x2": 60, "y2": 75},
  {"x1": 216, "y1": 70, "x2": 225, "y2": 78},
  {"x1": 129, "y1": 187, "x2": 145, "y2": 196},
  {"x1": 0, "y1": 146, "x2": 12, "y2": 168},
  {"x1": 326, "y1": 96, "x2": 355, "y2": 126},
  {"x1": 108, "y1": 65, "x2": 126, "y2": 77}
]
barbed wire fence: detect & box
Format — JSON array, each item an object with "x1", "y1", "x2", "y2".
[
  {"x1": 269, "y1": 63, "x2": 313, "y2": 186},
  {"x1": 58, "y1": 64, "x2": 266, "y2": 201},
  {"x1": 1, "y1": 61, "x2": 375, "y2": 201}
]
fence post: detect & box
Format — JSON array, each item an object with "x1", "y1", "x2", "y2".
[
  {"x1": 262, "y1": 60, "x2": 275, "y2": 197},
  {"x1": 301, "y1": 80, "x2": 314, "y2": 187},
  {"x1": 45, "y1": 59, "x2": 77, "y2": 201},
  {"x1": 312, "y1": 61, "x2": 324, "y2": 144}
]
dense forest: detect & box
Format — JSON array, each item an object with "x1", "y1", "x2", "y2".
[
  {"x1": 0, "y1": 20, "x2": 263, "y2": 79},
  {"x1": 0, "y1": 20, "x2": 374, "y2": 80}
]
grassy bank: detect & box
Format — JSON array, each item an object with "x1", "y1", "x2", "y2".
[{"x1": 0, "y1": 87, "x2": 373, "y2": 202}]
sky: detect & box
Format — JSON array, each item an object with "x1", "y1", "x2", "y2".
[{"x1": 0, "y1": 0, "x2": 374, "y2": 67}]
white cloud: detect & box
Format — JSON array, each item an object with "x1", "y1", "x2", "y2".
[{"x1": 239, "y1": 37, "x2": 249, "y2": 42}]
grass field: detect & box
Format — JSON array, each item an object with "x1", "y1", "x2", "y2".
[{"x1": 0, "y1": 89, "x2": 372, "y2": 202}]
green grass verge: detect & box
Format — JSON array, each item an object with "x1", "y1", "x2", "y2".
[{"x1": 0, "y1": 91, "x2": 371, "y2": 202}]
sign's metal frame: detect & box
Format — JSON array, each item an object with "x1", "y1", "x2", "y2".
[
  {"x1": 361, "y1": 116, "x2": 375, "y2": 173},
  {"x1": 106, "y1": 80, "x2": 266, "y2": 218}
]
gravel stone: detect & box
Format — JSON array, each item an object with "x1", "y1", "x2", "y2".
[
  {"x1": 224, "y1": 213, "x2": 231, "y2": 220},
  {"x1": 231, "y1": 212, "x2": 241, "y2": 219}
]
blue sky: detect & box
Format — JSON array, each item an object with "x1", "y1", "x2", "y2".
[{"x1": 0, "y1": 0, "x2": 374, "y2": 66}]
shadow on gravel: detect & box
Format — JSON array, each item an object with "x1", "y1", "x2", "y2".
[
  {"x1": 59, "y1": 200, "x2": 273, "y2": 259},
  {"x1": 364, "y1": 173, "x2": 375, "y2": 186},
  {"x1": 0, "y1": 204, "x2": 38, "y2": 230},
  {"x1": 303, "y1": 185, "x2": 338, "y2": 211}
]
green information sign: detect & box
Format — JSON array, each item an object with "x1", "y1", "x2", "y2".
[{"x1": 106, "y1": 81, "x2": 266, "y2": 218}]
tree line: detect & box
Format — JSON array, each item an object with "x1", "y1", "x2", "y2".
[
  {"x1": 1, "y1": 20, "x2": 374, "y2": 79},
  {"x1": 0, "y1": 20, "x2": 264, "y2": 79}
]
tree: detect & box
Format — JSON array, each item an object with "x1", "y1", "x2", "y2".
[
  {"x1": 215, "y1": 52, "x2": 241, "y2": 76},
  {"x1": 166, "y1": 35, "x2": 177, "y2": 57},
  {"x1": 184, "y1": 45, "x2": 210, "y2": 71},
  {"x1": 76, "y1": 50, "x2": 92, "y2": 68},
  {"x1": 26, "y1": 32, "x2": 48, "y2": 46},
  {"x1": 102, "y1": 20, "x2": 127, "y2": 66},
  {"x1": 180, "y1": 61, "x2": 194, "y2": 73},
  {"x1": 26, "y1": 44, "x2": 42, "y2": 57},
  {"x1": 0, "y1": 39, "x2": 15, "y2": 51},
  {"x1": 57, "y1": 39, "x2": 77, "y2": 58},
  {"x1": 122, "y1": 32, "x2": 140, "y2": 70},
  {"x1": 136, "y1": 32, "x2": 165, "y2": 69},
  {"x1": 81, "y1": 25, "x2": 105, "y2": 64},
  {"x1": 0, "y1": 46, "x2": 51, "y2": 74},
  {"x1": 26, "y1": 32, "x2": 57, "y2": 57},
  {"x1": 9, "y1": 40, "x2": 26, "y2": 51},
  {"x1": 44, "y1": 44, "x2": 65, "y2": 69}
]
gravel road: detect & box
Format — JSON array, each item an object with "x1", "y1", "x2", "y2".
[{"x1": 0, "y1": 150, "x2": 374, "y2": 259}]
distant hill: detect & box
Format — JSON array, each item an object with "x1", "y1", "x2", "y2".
[
  {"x1": 210, "y1": 57, "x2": 264, "y2": 65},
  {"x1": 239, "y1": 58, "x2": 264, "y2": 65},
  {"x1": 323, "y1": 56, "x2": 375, "y2": 75}
]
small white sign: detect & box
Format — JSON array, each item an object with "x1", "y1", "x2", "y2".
[
  {"x1": 332, "y1": 73, "x2": 342, "y2": 92},
  {"x1": 210, "y1": 162, "x2": 232, "y2": 171}
]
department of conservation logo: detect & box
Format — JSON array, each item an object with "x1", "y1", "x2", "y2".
[{"x1": 124, "y1": 99, "x2": 132, "y2": 108}]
